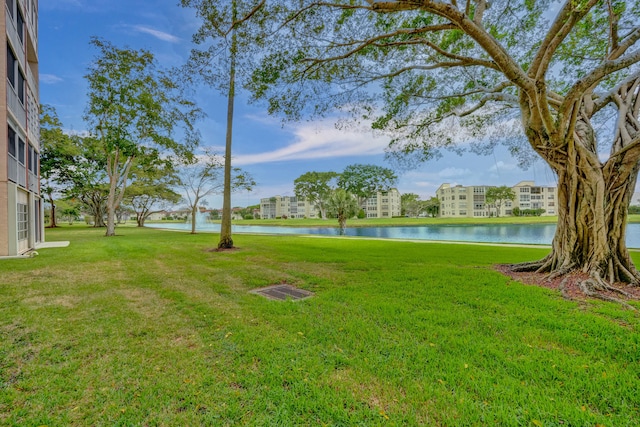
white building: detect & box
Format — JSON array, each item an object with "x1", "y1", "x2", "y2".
[
  {"x1": 437, "y1": 181, "x2": 558, "y2": 218},
  {"x1": 260, "y1": 196, "x2": 320, "y2": 219},
  {"x1": 260, "y1": 188, "x2": 402, "y2": 219},
  {"x1": 1, "y1": 0, "x2": 42, "y2": 256}
]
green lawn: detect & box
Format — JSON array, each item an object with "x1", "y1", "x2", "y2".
[{"x1": 1, "y1": 226, "x2": 639, "y2": 425}]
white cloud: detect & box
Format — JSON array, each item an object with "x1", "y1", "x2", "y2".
[
  {"x1": 437, "y1": 167, "x2": 472, "y2": 178},
  {"x1": 232, "y1": 120, "x2": 390, "y2": 166},
  {"x1": 41, "y1": 74, "x2": 63, "y2": 84},
  {"x1": 488, "y1": 160, "x2": 518, "y2": 172},
  {"x1": 129, "y1": 25, "x2": 180, "y2": 43}
]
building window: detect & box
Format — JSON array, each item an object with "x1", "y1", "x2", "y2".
[
  {"x1": 17, "y1": 7, "x2": 25, "y2": 44},
  {"x1": 459, "y1": 195, "x2": 466, "y2": 200},
  {"x1": 6, "y1": 44, "x2": 25, "y2": 104},
  {"x1": 6, "y1": 0, "x2": 13, "y2": 18},
  {"x1": 8, "y1": 126, "x2": 17, "y2": 157},
  {"x1": 520, "y1": 187, "x2": 530, "y2": 193},
  {"x1": 18, "y1": 137, "x2": 25, "y2": 165},
  {"x1": 17, "y1": 203, "x2": 28, "y2": 241},
  {"x1": 7, "y1": 44, "x2": 16, "y2": 86},
  {"x1": 17, "y1": 68, "x2": 25, "y2": 104}
]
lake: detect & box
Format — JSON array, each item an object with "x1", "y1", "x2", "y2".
[{"x1": 148, "y1": 222, "x2": 640, "y2": 248}]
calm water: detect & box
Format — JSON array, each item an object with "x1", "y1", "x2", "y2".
[{"x1": 149, "y1": 222, "x2": 640, "y2": 248}]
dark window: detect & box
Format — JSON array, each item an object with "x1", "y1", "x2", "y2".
[
  {"x1": 16, "y1": 8, "x2": 24, "y2": 43},
  {"x1": 17, "y1": 69, "x2": 25, "y2": 104},
  {"x1": 18, "y1": 137, "x2": 25, "y2": 164},
  {"x1": 28, "y1": 144, "x2": 34, "y2": 172},
  {"x1": 8, "y1": 126, "x2": 16, "y2": 157},
  {"x1": 6, "y1": 44, "x2": 16, "y2": 87},
  {"x1": 6, "y1": 0, "x2": 13, "y2": 18}
]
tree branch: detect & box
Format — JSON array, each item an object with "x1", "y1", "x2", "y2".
[
  {"x1": 562, "y1": 50, "x2": 640, "y2": 117},
  {"x1": 610, "y1": 27, "x2": 640, "y2": 60},
  {"x1": 228, "y1": 0, "x2": 266, "y2": 35},
  {"x1": 529, "y1": 0, "x2": 598, "y2": 81}
]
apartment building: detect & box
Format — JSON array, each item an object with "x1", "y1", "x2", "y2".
[
  {"x1": 437, "y1": 181, "x2": 557, "y2": 218},
  {"x1": 260, "y1": 188, "x2": 402, "y2": 220},
  {"x1": 260, "y1": 196, "x2": 320, "y2": 219},
  {"x1": 363, "y1": 188, "x2": 401, "y2": 218},
  {"x1": 1, "y1": 0, "x2": 42, "y2": 256}
]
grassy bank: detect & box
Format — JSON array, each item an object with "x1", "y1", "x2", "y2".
[{"x1": 1, "y1": 227, "x2": 639, "y2": 425}]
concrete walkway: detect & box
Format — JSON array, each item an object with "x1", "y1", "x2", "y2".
[{"x1": 36, "y1": 241, "x2": 70, "y2": 249}]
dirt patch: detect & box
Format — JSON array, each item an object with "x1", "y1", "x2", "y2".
[
  {"x1": 204, "y1": 247, "x2": 241, "y2": 253},
  {"x1": 495, "y1": 264, "x2": 640, "y2": 303}
]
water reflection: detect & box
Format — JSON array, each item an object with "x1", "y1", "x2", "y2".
[{"x1": 147, "y1": 222, "x2": 640, "y2": 248}]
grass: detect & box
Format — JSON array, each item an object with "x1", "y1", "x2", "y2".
[{"x1": 1, "y1": 226, "x2": 639, "y2": 426}]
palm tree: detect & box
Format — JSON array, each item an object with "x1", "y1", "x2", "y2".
[{"x1": 326, "y1": 189, "x2": 359, "y2": 235}]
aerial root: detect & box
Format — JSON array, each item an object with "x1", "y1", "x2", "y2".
[
  {"x1": 558, "y1": 277, "x2": 572, "y2": 300},
  {"x1": 509, "y1": 258, "x2": 549, "y2": 273},
  {"x1": 545, "y1": 263, "x2": 575, "y2": 281},
  {"x1": 613, "y1": 257, "x2": 640, "y2": 286},
  {"x1": 579, "y1": 274, "x2": 637, "y2": 311}
]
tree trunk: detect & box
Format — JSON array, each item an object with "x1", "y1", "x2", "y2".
[
  {"x1": 515, "y1": 116, "x2": 640, "y2": 287},
  {"x1": 337, "y1": 215, "x2": 347, "y2": 235},
  {"x1": 47, "y1": 192, "x2": 58, "y2": 228},
  {"x1": 191, "y1": 206, "x2": 198, "y2": 234},
  {"x1": 218, "y1": 1, "x2": 237, "y2": 250}
]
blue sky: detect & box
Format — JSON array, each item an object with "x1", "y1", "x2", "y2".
[{"x1": 39, "y1": 0, "x2": 560, "y2": 208}]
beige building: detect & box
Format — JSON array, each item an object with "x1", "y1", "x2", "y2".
[
  {"x1": 363, "y1": 188, "x2": 401, "y2": 218},
  {"x1": 437, "y1": 181, "x2": 557, "y2": 218},
  {"x1": 260, "y1": 196, "x2": 320, "y2": 219},
  {"x1": 1, "y1": 0, "x2": 42, "y2": 256},
  {"x1": 260, "y1": 189, "x2": 402, "y2": 219}
]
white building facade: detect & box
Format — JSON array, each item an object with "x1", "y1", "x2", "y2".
[
  {"x1": 437, "y1": 181, "x2": 558, "y2": 218},
  {"x1": 260, "y1": 196, "x2": 320, "y2": 219},
  {"x1": 260, "y1": 188, "x2": 402, "y2": 220},
  {"x1": 1, "y1": 0, "x2": 42, "y2": 256}
]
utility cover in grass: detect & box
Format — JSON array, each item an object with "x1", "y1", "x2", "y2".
[{"x1": 251, "y1": 284, "x2": 313, "y2": 301}]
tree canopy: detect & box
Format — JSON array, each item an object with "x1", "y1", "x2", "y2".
[
  {"x1": 250, "y1": 1, "x2": 640, "y2": 296},
  {"x1": 485, "y1": 186, "x2": 516, "y2": 218},
  {"x1": 337, "y1": 164, "x2": 398, "y2": 202},
  {"x1": 294, "y1": 171, "x2": 340, "y2": 219},
  {"x1": 84, "y1": 37, "x2": 201, "y2": 236}
]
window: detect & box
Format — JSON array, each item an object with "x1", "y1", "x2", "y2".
[
  {"x1": 6, "y1": 44, "x2": 25, "y2": 104},
  {"x1": 18, "y1": 138, "x2": 25, "y2": 165},
  {"x1": 459, "y1": 195, "x2": 466, "y2": 200},
  {"x1": 17, "y1": 203, "x2": 28, "y2": 241},
  {"x1": 520, "y1": 187, "x2": 530, "y2": 193},
  {"x1": 7, "y1": 44, "x2": 16, "y2": 86},
  {"x1": 17, "y1": 68, "x2": 25, "y2": 104},
  {"x1": 17, "y1": 8, "x2": 24, "y2": 43},
  {"x1": 8, "y1": 126, "x2": 16, "y2": 157},
  {"x1": 6, "y1": 0, "x2": 13, "y2": 18}
]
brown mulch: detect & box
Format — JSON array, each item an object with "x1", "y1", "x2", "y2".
[
  {"x1": 495, "y1": 264, "x2": 640, "y2": 302},
  {"x1": 204, "y1": 247, "x2": 241, "y2": 253}
]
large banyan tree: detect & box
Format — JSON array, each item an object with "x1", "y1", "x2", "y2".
[{"x1": 251, "y1": 0, "x2": 640, "y2": 295}]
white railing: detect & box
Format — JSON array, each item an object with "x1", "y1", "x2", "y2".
[
  {"x1": 17, "y1": 163, "x2": 26, "y2": 188},
  {"x1": 8, "y1": 155, "x2": 18, "y2": 183},
  {"x1": 28, "y1": 171, "x2": 38, "y2": 193},
  {"x1": 6, "y1": 81, "x2": 27, "y2": 129},
  {"x1": 5, "y1": 12, "x2": 22, "y2": 58}
]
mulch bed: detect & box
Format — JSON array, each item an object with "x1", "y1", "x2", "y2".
[{"x1": 495, "y1": 264, "x2": 640, "y2": 302}]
